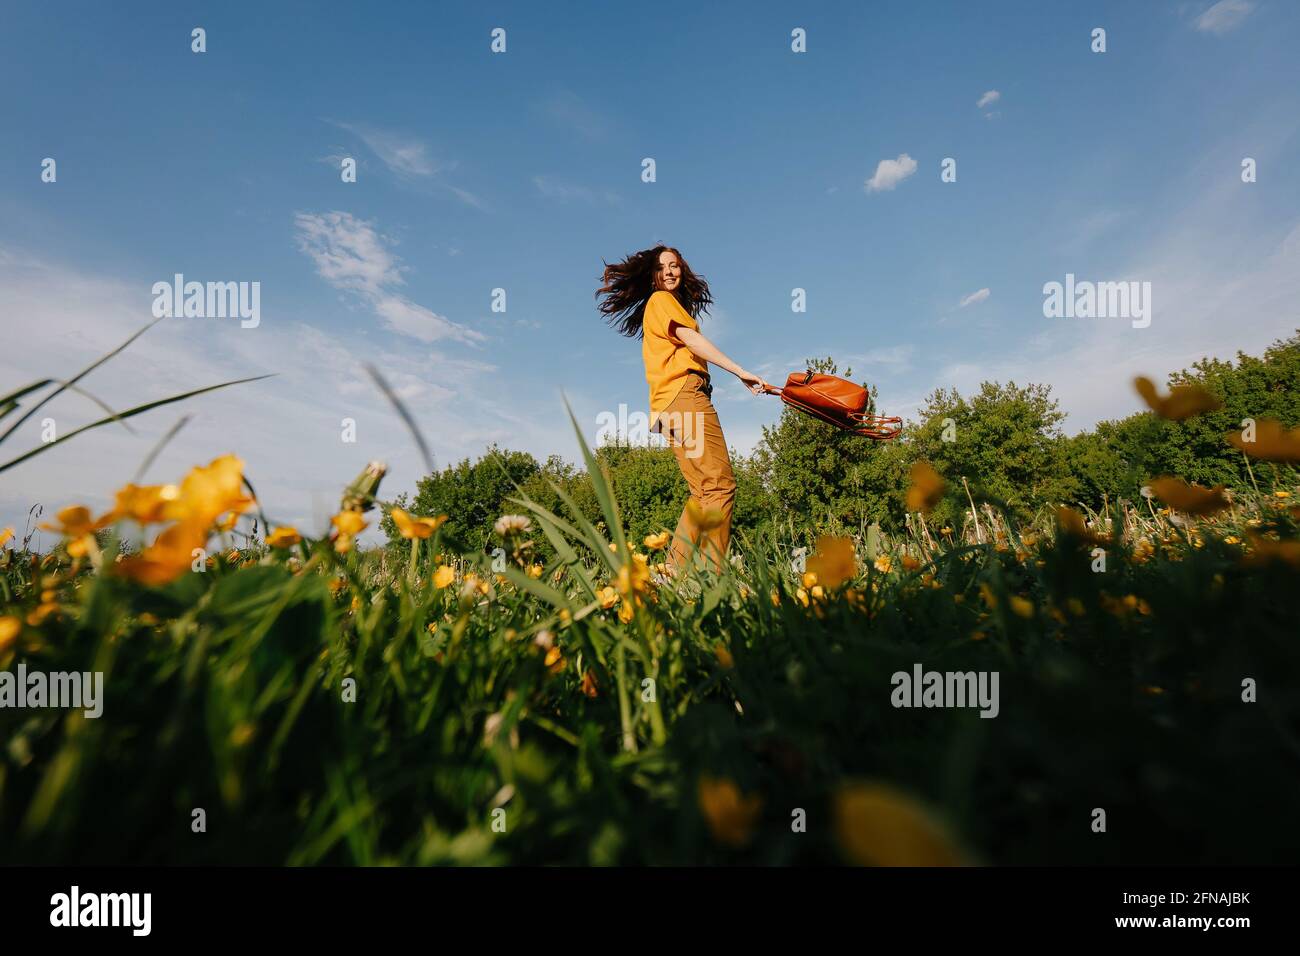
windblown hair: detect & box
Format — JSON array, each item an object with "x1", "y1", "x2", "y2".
[{"x1": 595, "y1": 244, "x2": 712, "y2": 338}]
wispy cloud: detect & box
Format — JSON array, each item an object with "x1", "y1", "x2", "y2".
[
  {"x1": 539, "y1": 91, "x2": 609, "y2": 140},
  {"x1": 1194, "y1": 0, "x2": 1254, "y2": 34},
  {"x1": 325, "y1": 120, "x2": 486, "y2": 209},
  {"x1": 327, "y1": 121, "x2": 441, "y2": 177},
  {"x1": 295, "y1": 211, "x2": 484, "y2": 345},
  {"x1": 533, "y1": 175, "x2": 620, "y2": 204},
  {"x1": 865, "y1": 153, "x2": 918, "y2": 193},
  {"x1": 976, "y1": 89, "x2": 1001, "y2": 109},
  {"x1": 959, "y1": 287, "x2": 991, "y2": 308}
]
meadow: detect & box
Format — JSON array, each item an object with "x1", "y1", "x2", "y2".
[{"x1": 2, "y1": 336, "x2": 1299, "y2": 865}]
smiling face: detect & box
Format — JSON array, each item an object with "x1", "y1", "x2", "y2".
[{"x1": 654, "y1": 249, "x2": 682, "y2": 292}]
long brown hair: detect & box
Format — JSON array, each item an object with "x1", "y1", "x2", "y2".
[{"x1": 595, "y1": 244, "x2": 712, "y2": 338}]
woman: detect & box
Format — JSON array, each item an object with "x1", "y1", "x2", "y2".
[{"x1": 596, "y1": 245, "x2": 770, "y2": 574}]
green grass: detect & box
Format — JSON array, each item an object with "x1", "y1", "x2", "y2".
[{"x1": 2, "y1": 411, "x2": 1298, "y2": 866}]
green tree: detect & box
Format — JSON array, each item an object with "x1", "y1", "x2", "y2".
[
  {"x1": 907, "y1": 381, "x2": 1078, "y2": 526},
  {"x1": 751, "y1": 357, "x2": 895, "y2": 535},
  {"x1": 385, "y1": 446, "x2": 542, "y2": 555}
]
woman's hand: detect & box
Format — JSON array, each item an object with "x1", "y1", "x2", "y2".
[{"x1": 737, "y1": 369, "x2": 772, "y2": 396}]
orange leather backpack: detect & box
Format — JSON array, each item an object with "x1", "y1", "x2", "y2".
[{"x1": 764, "y1": 371, "x2": 902, "y2": 440}]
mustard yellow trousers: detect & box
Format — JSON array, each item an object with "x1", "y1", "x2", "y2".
[{"x1": 655, "y1": 373, "x2": 737, "y2": 572}]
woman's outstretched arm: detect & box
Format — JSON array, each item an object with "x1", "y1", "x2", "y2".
[{"x1": 676, "y1": 326, "x2": 770, "y2": 394}]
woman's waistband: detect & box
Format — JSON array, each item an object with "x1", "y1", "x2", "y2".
[{"x1": 684, "y1": 368, "x2": 712, "y2": 396}]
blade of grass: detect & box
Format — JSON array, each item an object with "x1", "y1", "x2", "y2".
[
  {"x1": 0, "y1": 373, "x2": 274, "y2": 475},
  {"x1": 364, "y1": 362, "x2": 434, "y2": 474},
  {"x1": 132, "y1": 415, "x2": 191, "y2": 483},
  {"x1": 0, "y1": 317, "x2": 164, "y2": 446}
]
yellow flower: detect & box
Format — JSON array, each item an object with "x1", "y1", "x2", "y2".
[
  {"x1": 801, "y1": 570, "x2": 818, "y2": 589},
  {"x1": 979, "y1": 582, "x2": 997, "y2": 609},
  {"x1": 1275, "y1": 490, "x2": 1293, "y2": 499},
  {"x1": 643, "y1": 530, "x2": 671, "y2": 551},
  {"x1": 266, "y1": 526, "x2": 301, "y2": 548},
  {"x1": 1133, "y1": 376, "x2": 1222, "y2": 421},
  {"x1": 527, "y1": 563, "x2": 543, "y2": 578},
  {"x1": 113, "y1": 521, "x2": 208, "y2": 585},
  {"x1": 1149, "y1": 477, "x2": 1230, "y2": 516},
  {"x1": 544, "y1": 645, "x2": 563, "y2": 668},
  {"x1": 0, "y1": 526, "x2": 13, "y2": 548},
  {"x1": 1056, "y1": 506, "x2": 1112, "y2": 545},
  {"x1": 106, "y1": 483, "x2": 181, "y2": 524},
  {"x1": 697, "y1": 776, "x2": 762, "y2": 848},
  {"x1": 714, "y1": 642, "x2": 734, "y2": 669},
  {"x1": 873, "y1": 555, "x2": 892, "y2": 574},
  {"x1": 0, "y1": 615, "x2": 21, "y2": 653},
  {"x1": 905, "y1": 462, "x2": 946, "y2": 514},
  {"x1": 832, "y1": 783, "x2": 966, "y2": 866},
  {"x1": 615, "y1": 552, "x2": 651, "y2": 599},
  {"x1": 807, "y1": 535, "x2": 857, "y2": 589},
  {"x1": 1008, "y1": 595, "x2": 1034, "y2": 619},
  {"x1": 1132, "y1": 538, "x2": 1155, "y2": 562},
  {"x1": 40, "y1": 505, "x2": 110, "y2": 557},
  {"x1": 795, "y1": 587, "x2": 810, "y2": 607},
  {"x1": 597, "y1": 585, "x2": 619, "y2": 610},
  {"x1": 1225, "y1": 417, "x2": 1300, "y2": 463},
  {"x1": 618, "y1": 599, "x2": 635, "y2": 624},
  {"x1": 390, "y1": 507, "x2": 447, "y2": 540},
  {"x1": 770, "y1": 589, "x2": 781, "y2": 607},
  {"x1": 27, "y1": 600, "x2": 59, "y2": 626},
  {"x1": 1224, "y1": 535, "x2": 1240, "y2": 545},
  {"x1": 164, "y1": 455, "x2": 254, "y2": 528},
  {"x1": 581, "y1": 669, "x2": 599, "y2": 698},
  {"x1": 685, "y1": 498, "x2": 726, "y2": 532},
  {"x1": 811, "y1": 585, "x2": 825, "y2": 600},
  {"x1": 1242, "y1": 534, "x2": 1300, "y2": 569},
  {"x1": 331, "y1": 511, "x2": 367, "y2": 536},
  {"x1": 432, "y1": 564, "x2": 455, "y2": 589},
  {"x1": 331, "y1": 510, "x2": 368, "y2": 553}
]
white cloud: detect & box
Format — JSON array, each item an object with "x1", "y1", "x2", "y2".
[
  {"x1": 1194, "y1": 0, "x2": 1254, "y2": 34},
  {"x1": 295, "y1": 211, "x2": 484, "y2": 345},
  {"x1": 865, "y1": 154, "x2": 918, "y2": 193},
  {"x1": 976, "y1": 89, "x2": 1001, "y2": 109},
  {"x1": 959, "y1": 288, "x2": 991, "y2": 308}
]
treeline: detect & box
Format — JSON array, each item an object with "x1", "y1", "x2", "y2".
[{"x1": 385, "y1": 332, "x2": 1300, "y2": 551}]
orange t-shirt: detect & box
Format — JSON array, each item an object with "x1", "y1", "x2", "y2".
[{"x1": 642, "y1": 291, "x2": 707, "y2": 425}]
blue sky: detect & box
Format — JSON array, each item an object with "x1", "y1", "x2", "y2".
[{"x1": 2, "y1": 0, "x2": 1298, "y2": 543}]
